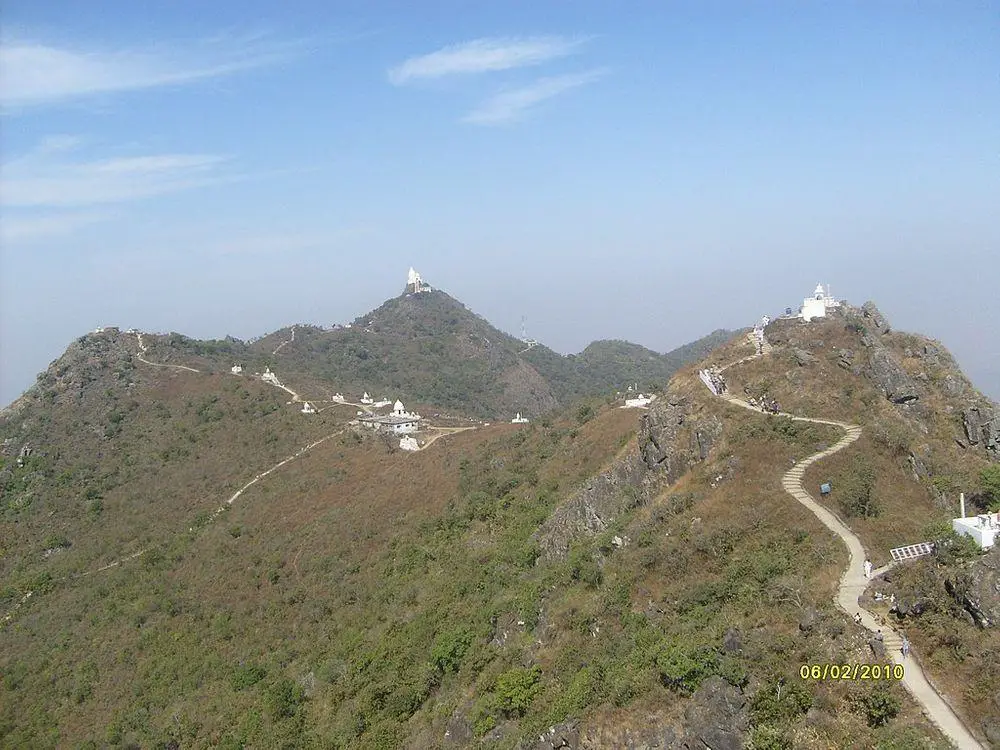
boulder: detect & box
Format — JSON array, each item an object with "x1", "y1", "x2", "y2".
[
  {"x1": 533, "y1": 720, "x2": 580, "y2": 749},
  {"x1": 443, "y1": 710, "x2": 472, "y2": 746},
  {"x1": 798, "y1": 608, "x2": 818, "y2": 633},
  {"x1": 722, "y1": 628, "x2": 743, "y2": 654},
  {"x1": 792, "y1": 348, "x2": 817, "y2": 366}
]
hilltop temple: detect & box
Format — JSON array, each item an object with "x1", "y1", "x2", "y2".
[
  {"x1": 406, "y1": 267, "x2": 432, "y2": 294},
  {"x1": 800, "y1": 284, "x2": 840, "y2": 322}
]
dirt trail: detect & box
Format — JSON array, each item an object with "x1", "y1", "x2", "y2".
[
  {"x1": 134, "y1": 332, "x2": 201, "y2": 373},
  {"x1": 711, "y1": 339, "x2": 983, "y2": 749}
]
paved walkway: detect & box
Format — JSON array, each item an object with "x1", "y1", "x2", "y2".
[{"x1": 711, "y1": 340, "x2": 983, "y2": 749}]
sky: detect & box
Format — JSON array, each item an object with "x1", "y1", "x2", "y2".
[{"x1": 2, "y1": 0, "x2": 998, "y2": 406}]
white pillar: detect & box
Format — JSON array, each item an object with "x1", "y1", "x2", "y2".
[{"x1": 960, "y1": 492, "x2": 966, "y2": 519}]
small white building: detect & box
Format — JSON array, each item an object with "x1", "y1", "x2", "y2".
[
  {"x1": 512, "y1": 412, "x2": 530, "y2": 424},
  {"x1": 332, "y1": 393, "x2": 345, "y2": 402},
  {"x1": 301, "y1": 402, "x2": 316, "y2": 414},
  {"x1": 953, "y1": 515, "x2": 998, "y2": 550},
  {"x1": 953, "y1": 494, "x2": 998, "y2": 549},
  {"x1": 360, "y1": 392, "x2": 374, "y2": 405},
  {"x1": 399, "y1": 436, "x2": 420, "y2": 451},
  {"x1": 624, "y1": 394, "x2": 654, "y2": 408},
  {"x1": 800, "y1": 284, "x2": 840, "y2": 322},
  {"x1": 231, "y1": 364, "x2": 243, "y2": 375},
  {"x1": 261, "y1": 368, "x2": 280, "y2": 386},
  {"x1": 358, "y1": 413, "x2": 421, "y2": 434}
]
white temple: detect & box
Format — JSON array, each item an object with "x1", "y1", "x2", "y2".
[
  {"x1": 231, "y1": 364, "x2": 243, "y2": 375},
  {"x1": 800, "y1": 284, "x2": 840, "y2": 322},
  {"x1": 301, "y1": 402, "x2": 316, "y2": 414},
  {"x1": 261, "y1": 367, "x2": 280, "y2": 386},
  {"x1": 406, "y1": 267, "x2": 432, "y2": 294},
  {"x1": 358, "y1": 401, "x2": 422, "y2": 434},
  {"x1": 360, "y1": 392, "x2": 374, "y2": 405},
  {"x1": 511, "y1": 412, "x2": 530, "y2": 424}
]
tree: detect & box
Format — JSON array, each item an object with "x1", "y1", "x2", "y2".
[
  {"x1": 980, "y1": 465, "x2": 1000, "y2": 512},
  {"x1": 838, "y1": 457, "x2": 880, "y2": 518}
]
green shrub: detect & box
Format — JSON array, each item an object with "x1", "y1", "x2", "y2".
[
  {"x1": 655, "y1": 642, "x2": 718, "y2": 695},
  {"x1": 491, "y1": 666, "x2": 542, "y2": 718},
  {"x1": 853, "y1": 686, "x2": 900, "y2": 727},
  {"x1": 431, "y1": 628, "x2": 472, "y2": 674},
  {"x1": 981, "y1": 465, "x2": 1000, "y2": 511},
  {"x1": 265, "y1": 678, "x2": 305, "y2": 719},
  {"x1": 838, "y1": 457, "x2": 880, "y2": 518},
  {"x1": 230, "y1": 664, "x2": 267, "y2": 691}
]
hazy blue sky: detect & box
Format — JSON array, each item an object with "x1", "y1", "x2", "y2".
[{"x1": 2, "y1": 1, "x2": 998, "y2": 406}]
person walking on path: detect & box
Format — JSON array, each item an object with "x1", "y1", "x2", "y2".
[
  {"x1": 902, "y1": 636, "x2": 910, "y2": 658},
  {"x1": 864, "y1": 559, "x2": 873, "y2": 579}
]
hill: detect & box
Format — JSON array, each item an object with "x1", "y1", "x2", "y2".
[
  {"x1": 1, "y1": 296, "x2": 998, "y2": 749},
  {"x1": 97, "y1": 286, "x2": 734, "y2": 420}
]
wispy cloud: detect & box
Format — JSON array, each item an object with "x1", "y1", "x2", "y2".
[
  {"x1": 388, "y1": 36, "x2": 587, "y2": 85},
  {"x1": 0, "y1": 32, "x2": 300, "y2": 111},
  {"x1": 0, "y1": 210, "x2": 113, "y2": 244},
  {"x1": 3, "y1": 148, "x2": 234, "y2": 208},
  {"x1": 463, "y1": 69, "x2": 607, "y2": 125}
]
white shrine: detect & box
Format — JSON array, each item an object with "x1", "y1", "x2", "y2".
[
  {"x1": 512, "y1": 413, "x2": 530, "y2": 424},
  {"x1": 332, "y1": 393, "x2": 345, "y2": 402},
  {"x1": 406, "y1": 267, "x2": 432, "y2": 294},
  {"x1": 301, "y1": 402, "x2": 316, "y2": 414},
  {"x1": 261, "y1": 367, "x2": 280, "y2": 386},
  {"x1": 800, "y1": 284, "x2": 840, "y2": 322},
  {"x1": 231, "y1": 364, "x2": 243, "y2": 375},
  {"x1": 624, "y1": 394, "x2": 654, "y2": 408},
  {"x1": 953, "y1": 493, "x2": 998, "y2": 549},
  {"x1": 360, "y1": 392, "x2": 374, "y2": 405}
]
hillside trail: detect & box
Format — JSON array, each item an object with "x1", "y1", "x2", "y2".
[
  {"x1": 710, "y1": 334, "x2": 983, "y2": 749},
  {"x1": 1, "y1": 426, "x2": 353, "y2": 627},
  {"x1": 134, "y1": 332, "x2": 201, "y2": 373},
  {"x1": 272, "y1": 326, "x2": 295, "y2": 356}
]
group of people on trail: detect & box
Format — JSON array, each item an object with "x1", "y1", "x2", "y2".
[
  {"x1": 746, "y1": 393, "x2": 780, "y2": 414},
  {"x1": 706, "y1": 367, "x2": 727, "y2": 394}
]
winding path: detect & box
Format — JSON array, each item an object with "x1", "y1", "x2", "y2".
[
  {"x1": 712, "y1": 342, "x2": 982, "y2": 749},
  {"x1": 134, "y1": 333, "x2": 201, "y2": 373},
  {"x1": 272, "y1": 326, "x2": 295, "y2": 356}
]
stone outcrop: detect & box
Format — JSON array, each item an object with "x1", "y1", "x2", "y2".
[
  {"x1": 533, "y1": 454, "x2": 649, "y2": 560},
  {"x1": 638, "y1": 395, "x2": 723, "y2": 475},
  {"x1": 860, "y1": 301, "x2": 891, "y2": 335},
  {"x1": 535, "y1": 389, "x2": 721, "y2": 561},
  {"x1": 679, "y1": 676, "x2": 748, "y2": 750},
  {"x1": 962, "y1": 404, "x2": 1000, "y2": 454},
  {"x1": 945, "y1": 548, "x2": 1000, "y2": 629},
  {"x1": 864, "y1": 345, "x2": 919, "y2": 404}
]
